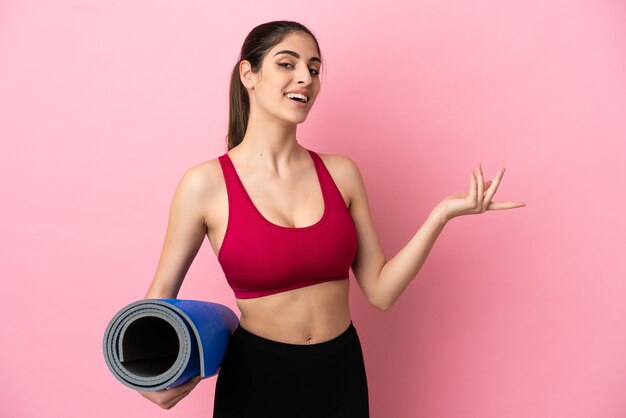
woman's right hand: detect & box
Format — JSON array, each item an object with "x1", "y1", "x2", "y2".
[{"x1": 138, "y1": 376, "x2": 201, "y2": 410}]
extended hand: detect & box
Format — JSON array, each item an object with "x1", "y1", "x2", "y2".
[{"x1": 436, "y1": 164, "x2": 525, "y2": 222}]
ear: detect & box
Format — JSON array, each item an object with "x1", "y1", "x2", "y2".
[{"x1": 239, "y1": 60, "x2": 255, "y2": 89}]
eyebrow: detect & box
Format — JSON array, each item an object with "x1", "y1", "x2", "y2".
[{"x1": 273, "y1": 50, "x2": 321, "y2": 64}]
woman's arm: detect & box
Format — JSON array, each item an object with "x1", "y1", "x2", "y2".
[
  {"x1": 139, "y1": 164, "x2": 213, "y2": 408},
  {"x1": 342, "y1": 159, "x2": 524, "y2": 310},
  {"x1": 144, "y1": 165, "x2": 212, "y2": 299}
]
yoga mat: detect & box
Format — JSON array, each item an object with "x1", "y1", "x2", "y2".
[{"x1": 103, "y1": 299, "x2": 239, "y2": 392}]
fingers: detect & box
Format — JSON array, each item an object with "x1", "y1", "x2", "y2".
[
  {"x1": 168, "y1": 376, "x2": 201, "y2": 397},
  {"x1": 468, "y1": 169, "x2": 477, "y2": 203},
  {"x1": 164, "y1": 387, "x2": 195, "y2": 410},
  {"x1": 476, "y1": 164, "x2": 484, "y2": 210},
  {"x1": 181, "y1": 376, "x2": 202, "y2": 390},
  {"x1": 487, "y1": 201, "x2": 526, "y2": 210},
  {"x1": 483, "y1": 167, "x2": 526, "y2": 211},
  {"x1": 482, "y1": 167, "x2": 505, "y2": 210},
  {"x1": 140, "y1": 376, "x2": 201, "y2": 410},
  {"x1": 163, "y1": 377, "x2": 200, "y2": 408},
  {"x1": 469, "y1": 164, "x2": 525, "y2": 213}
]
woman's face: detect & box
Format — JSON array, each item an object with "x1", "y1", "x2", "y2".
[{"x1": 242, "y1": 32, "x2": 322, "y2": 125}]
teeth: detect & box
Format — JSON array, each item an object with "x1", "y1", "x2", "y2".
[{"x1": 285, "y1": 93, "x2": 308, "y2": 103}]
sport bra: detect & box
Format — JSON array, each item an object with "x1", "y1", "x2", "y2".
[{"x1": 216, "y1": 149, "x2": 358, "y2": 299}]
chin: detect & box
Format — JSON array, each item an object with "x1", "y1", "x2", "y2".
[{"x1": 281, "y1": 112, "x2": 311, "y2": 125}]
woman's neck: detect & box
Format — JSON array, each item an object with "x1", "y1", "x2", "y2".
[{"x1": 236, "y1": 114, "x2": 305, "y2": 170}]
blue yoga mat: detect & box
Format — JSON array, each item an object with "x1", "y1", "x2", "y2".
[{"x1": 103, "y1": 299, "x2": 239, "y2": 392}]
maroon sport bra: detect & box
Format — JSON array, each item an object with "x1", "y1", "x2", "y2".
[{"x1": 216, "y1": 149, "x2": 358, "y2": 299}]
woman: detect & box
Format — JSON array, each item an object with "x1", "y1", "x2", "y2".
[{"x1": 139, "y1": 20, "x2": 525, "y2": 417}]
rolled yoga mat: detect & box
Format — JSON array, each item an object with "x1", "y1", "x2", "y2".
[{"x1": 103, "y1": 299, "x2": 239, "y2": 392}]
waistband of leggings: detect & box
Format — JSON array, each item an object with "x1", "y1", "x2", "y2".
[{"x1": 231, "y1": 321, "x2": 358, "y2": 359}]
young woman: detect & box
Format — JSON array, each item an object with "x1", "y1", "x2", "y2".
[{"x1": 138, "y1": 20, "x2": 525, "y2": 417}]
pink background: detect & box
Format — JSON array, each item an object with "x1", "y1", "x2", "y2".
[{"x1": 1, "y1": 1, "x2": 625, "y2": 417}]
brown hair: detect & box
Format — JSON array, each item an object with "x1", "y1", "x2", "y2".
[{"x1": 226, "y1": 21, "x2": 322, "y2": 150}]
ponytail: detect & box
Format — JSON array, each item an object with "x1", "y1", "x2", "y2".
[{"x1": 227, "y1": 63, "x2": 250, "y2": 150}]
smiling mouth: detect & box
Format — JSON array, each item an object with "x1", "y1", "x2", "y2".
[{"x1": 284, "y1": 93, "x2": 309, "y2": 103}]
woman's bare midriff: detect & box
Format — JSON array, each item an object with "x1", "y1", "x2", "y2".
[{"x1": 234, "y1": 278, "x2": 352, "y2": 345}]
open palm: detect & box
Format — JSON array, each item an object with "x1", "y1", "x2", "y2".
[{"x1": 437, "y1": 164, "x2": 525, "y2": 222}]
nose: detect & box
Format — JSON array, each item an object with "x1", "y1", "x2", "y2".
[{"x1": 296, "y1": 65, "x2": 313, "y2": 85}]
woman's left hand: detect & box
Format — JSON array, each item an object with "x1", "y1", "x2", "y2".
[{"x1": 435, "y1": 164, "x2": 525, "y2": 223}]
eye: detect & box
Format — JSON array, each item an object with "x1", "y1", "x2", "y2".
[{"x1": 278, "y1": 62, "x2": 320, "y2": 77}]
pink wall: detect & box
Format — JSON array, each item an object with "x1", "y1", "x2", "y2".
[{"x1": 1, "y1": 1, "x2": 625, "y2": 417}]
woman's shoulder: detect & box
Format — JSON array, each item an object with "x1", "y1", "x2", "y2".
[
  {"x1": 175, "y1": 157, "x2": 226, "y2": 200},
  {"x1": 313, "y1": 151, "x2": 365, "y2": 201},
  {"x1": 314, "y1": 151, "x2": 363, "y2": 182}
]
